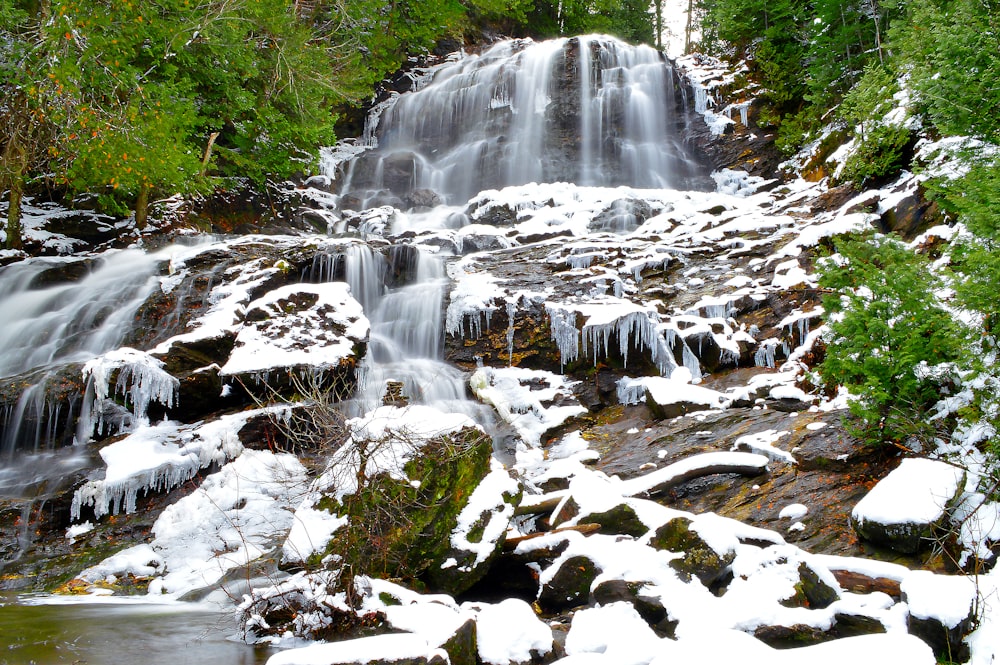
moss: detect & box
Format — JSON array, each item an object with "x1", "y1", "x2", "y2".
[
  {"x1": 320, "y1": 426, "x2": 493, "y2": 591},
  {"x1": 650, "y1": 517, "x2": 734, "y2": 587}
]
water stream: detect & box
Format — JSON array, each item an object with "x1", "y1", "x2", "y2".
[{"x1": 0, "y1": 34, "x2": 709, "y2": 661}]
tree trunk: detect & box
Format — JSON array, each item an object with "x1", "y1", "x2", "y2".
[
  {"x1": 135, "y1": 182, "x2": 150, "y2": 230},
  {"x1": 685, "y1": 0, "x2": 695, "y2": 53},
  {"x1": 6, "y1": 183, "x2": 24, "y2": 251},
  {"x1": 655, "y1": 0, "x2": 664, "y2": 50}
]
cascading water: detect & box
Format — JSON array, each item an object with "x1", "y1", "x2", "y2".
[
  {"x1": 309, "y1": 242, "x2": 491, "y2": 421},
  {"x1": 336, "y1": 35, "x2": 709, "y2": 210},
  {"x1": 0, "y1": 247, "x2": 187, "y2": 496}
]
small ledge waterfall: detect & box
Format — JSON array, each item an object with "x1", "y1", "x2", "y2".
[{"x1": 336, "y1": 35, "x2": 710, "y2": 209}]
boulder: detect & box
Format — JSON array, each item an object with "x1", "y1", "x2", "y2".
[
  {"x1": 309, "y1": 408, "x2": 497, "y2": 596},
  {"x1": 538, "y1": 554, "x2": 602, "y2": 612},
  {"x1": 643, "y1": 377, "x2": 728, "y2": 420},
  {"x1": 648, "y1": 516, "x2": 735, "y2": 587},
  {"x1": 219, "y1": 282, "x2": 370, "y2": 398},
  {"x1": 901, "y1": 570, "x2": 977, "y2": 662},
  {"x1": 851, "y1": 458, "x2": 965, "y2": 554}
]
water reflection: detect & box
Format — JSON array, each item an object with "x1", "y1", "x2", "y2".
[{"x1": 0, "y1": 594, "x2": 272, "y2": 665}]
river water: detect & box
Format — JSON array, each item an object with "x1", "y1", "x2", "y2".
[{"x1": 0, "y1": 593, "x2": 271, "y2": 664}]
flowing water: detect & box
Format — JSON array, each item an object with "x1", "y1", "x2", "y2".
[
  {"x1": 0, "y1": 34, "x2": 708, "y2": 661},
  {"x1": 336, "y1": 35, "x2": 708, "y2": 208},
  {"x1": 0, "y1": 593, "x2": 271, "y2": 664}
]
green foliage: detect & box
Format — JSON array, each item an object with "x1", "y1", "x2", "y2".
[
  {"x1": 836, "y1": 65, "x2": 911, "y2": 185},
  {"x1": 891, "y1": 0, "x2": 1000, "y2": 142},
  {"x1": 526, "y1": 0, "x2": 655, "y2": 44},
  {"x1": 839, "y1": 123, "x2": 912, "y2": 185},
  {"x1": 818, "y1": 233, "x2": 965, "y2": 446},
  {"x1": 930, "y1": 160, "x2": 1000, "y2": 329}
]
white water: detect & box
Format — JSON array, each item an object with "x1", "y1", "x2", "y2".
[
  {"x1": 0, "y1": 251, "x2": 168, "y2": 478},
  {"x1": 337, "y1": 35, "x2": 707, "y2": 208},
  {"x1": 337, "y1": 243, "x2": 490, "y2": 421}
]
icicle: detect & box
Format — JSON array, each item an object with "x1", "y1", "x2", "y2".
[
  {"x1": 82, "y1": 348, "x2": 179, "y2": 436},
  {"x1": 617, "y1": 377, "x2": 647, "y2": 405},
  {"x1": 545, "y1": 305, "x2": 580, "y2": 370},
  {"x1": 505, "y1": 299, "x2": 518, "y2": 366}
]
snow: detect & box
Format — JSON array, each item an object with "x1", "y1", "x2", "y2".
[
  {"x1": 449, "y1": 459, "x2": 520, "y2": 569},
  {"x1": 266, "y1": 634, "x2": 449, "y2": 665},
  {"x1": 619, "y1": 452, "x2": 769, "y2": 498},
  {"x1": 220, "y1": 282, "x2": 369, "y2": 376},
  {"x1": 851, "y1": 458, "x2": 965, "y2": 527},
  {"x1": 642, "y1": 376, "x2": 728, "y2": 410},
  {"x1": 79, "y1": 450, "x2": 307, "y2": 598},
  {"x1": 564, "y1": 602, "x2": 662, "y2": 664},
  {"x1": 901, "y1": 570, "x2": 977, "y2": 629},
  {"x1": 71, "y1": 408, "x2": 275, "y2": 519},
  {"x1": 470, "y1": 366, "x2": 586, "y2": 448},
  {"x1": 471, "y1": 598, "x2": 553, "y2": 664},
  {"x1": 778, "y1": 503, "x2": 809, "y2": 520}
]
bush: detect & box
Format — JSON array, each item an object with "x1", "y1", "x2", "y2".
[
  {"x1": 818, "y1": 233, "x2": 965, "y2": 447},
  {"x1": 839, "y1": 123, "x2": 912, "y2": 186}
]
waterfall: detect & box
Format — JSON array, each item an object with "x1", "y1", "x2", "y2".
[
  {"x1": 335, "y1": 35, "x2": 709, "y2": 209},
  {"x1": 0, "y1": 251, "x2": 167, "y2": 457},
  {"x1": 316, "y1": 243, "x2": 489, "y2": 421}
]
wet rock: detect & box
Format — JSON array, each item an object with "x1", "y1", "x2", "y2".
[
  {"x1": 878, "y1": 186, "x2": 945, "y2": 240},
  {"x1": 405, "y1": 189, "x2": 442, "y2": 210},
  {"x1": 538, "y1": 554, "x2": 602, "y2": 612},
  {"x1": 831, "y1": 612, "x2": 887, "y2": 638},
  {"x1": 589, "y1": 199, "x2": 657, "y2": 233},
  {"x1": 753, "y1": 623, "x2": 831, "y2": 648},
  {"x1": 649, "y1": 516, "x2": 734, "y2": 586}
]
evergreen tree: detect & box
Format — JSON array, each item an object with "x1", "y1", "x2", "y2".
[{"x1": 819, "y1": 234, "x2": 966, "y2": 446}]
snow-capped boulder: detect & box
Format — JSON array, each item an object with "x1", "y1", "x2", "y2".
[
  {"x1": 647, "y1": 516, "x2": 736, "y2": 587},
  {"x1": 643, "y1": 376, "x2": 729, "y2": 420},
  {"x1": 901, "y1": 570, "x2": 978, "y2": 661},
  {"x1": 851, "y1": 458, "x2": 966, "y2": 553},
  {"x1": 538, "y1": 553, "x2": 603, "y2": 612}
]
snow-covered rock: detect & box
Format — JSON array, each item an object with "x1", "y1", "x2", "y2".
[{"x1": 851, "y1": 458, "x2": 966, "y2": 553}]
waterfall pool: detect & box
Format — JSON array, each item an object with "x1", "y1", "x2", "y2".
[{"x1": 0, "y1": 592, "x2": 273, "y2": 664}]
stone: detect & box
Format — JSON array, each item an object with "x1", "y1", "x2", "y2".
[
  {"x1": 577, "y1": 502, "x2": 649, "y2": 538},
  {"x1": 648, "y1": 517, "x2": 734, "y2": 587},
  {"x1": 538, "y1": 554, "x2": 602, "y2": 612},
  {"x1": 902, "y1": 570, "x2": 977, "y2": 662},
  {"x1": 779, "y1": 561, "x2": 840, "y2": 609},
  {"x1": 851, "y1": 458, "x2": 966, "y2": 554}
]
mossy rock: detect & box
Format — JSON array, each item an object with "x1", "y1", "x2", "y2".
[
  {"x1": 779, "y1": 561, "x2": 839, "y2": 609},
  {"x1": 319, "y1": 425, "x2": 494, "y2": 594},
  {"x1": 578, "y1": 503, "x2": 648, "y2": 538},
  {"x1": 538, "y1": 554, "x2": 602, "y2": 612},
  {"x1": 648, "y1": 517, "x2": 734, "y2": 587},
  {"x1": 440, "y1": 618, "x2": 477, "y2": 665},
  {"x1": 424, "y1": 467, "x2": 522, "y2": 596}
]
